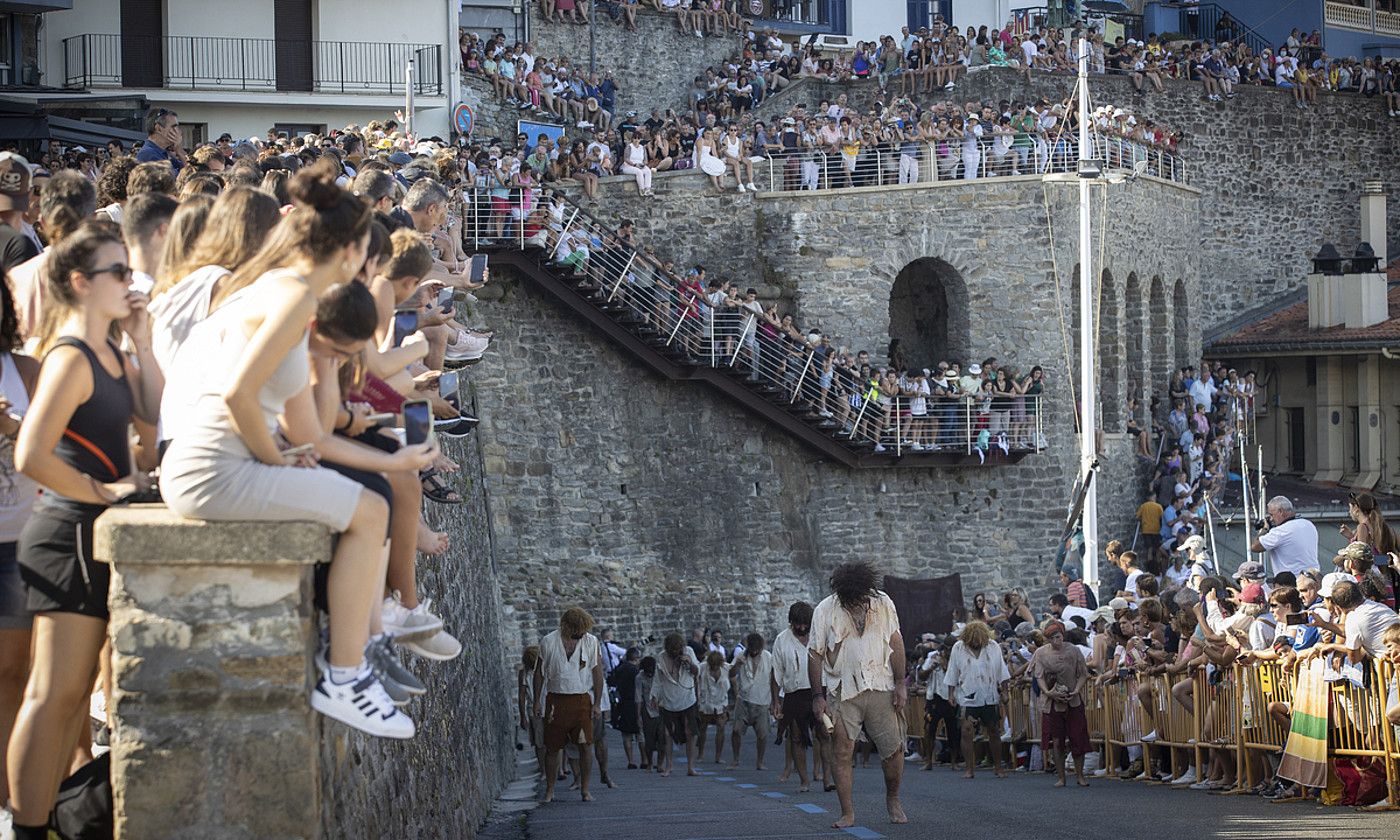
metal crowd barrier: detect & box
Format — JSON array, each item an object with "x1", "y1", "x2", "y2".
[{"x1": 1079, "y1": 660, "x2": 1400, "y2": 801}]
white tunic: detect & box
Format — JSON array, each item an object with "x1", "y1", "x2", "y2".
[{"x1": 539, "y1": 629, "x2": 600, "y2": 696}]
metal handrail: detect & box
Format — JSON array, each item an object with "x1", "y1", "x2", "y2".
[
  {"x1": 463, "y1": 188, "x2": 1048, "y2": 458},
  {"x1": 762, "y1": 131, "x2": 1187, "y2": 193},
  {"x1": 61, "y1": 33, "x2": 443, "y2": 94}
]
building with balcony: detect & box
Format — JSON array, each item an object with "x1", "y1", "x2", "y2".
[
  {"x1": 39, "y1": 0, "x2": 459, "y2": 143},
  {"x1": 1144, "y1": 1, "x2": 1400, "y2": 61}
]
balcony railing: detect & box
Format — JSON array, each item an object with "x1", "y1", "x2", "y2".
[
  {"x1": 758, "y1": 133, "x2": 1188, "y2": 193},
  {"x1": 1326, "y1": 0, "x2": 1400, "y2": 34},
  {"x1": 62, "y1": 34, "x2": 442, "y2": 95}
]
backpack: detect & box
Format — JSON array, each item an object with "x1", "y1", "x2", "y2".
[{"x1": 50, "y1": 753, "x2": 112, "y2": 840}]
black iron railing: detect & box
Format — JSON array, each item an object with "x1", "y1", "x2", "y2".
[
  {"x1": 1168, "y1": 3, "x2": 1275, "y2": 58},
  {"x1": 63, "y1": 34, "x2": 442, "y2": 95},
  {"x1": 1010, "y1": 5, "x2": 1144, "y2": 42}
]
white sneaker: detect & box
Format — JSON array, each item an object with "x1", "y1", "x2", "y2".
[
  {"x1": 818, "y1": 410, "x2": 833, "y2": 418},
  {"x1": 737, "y1": 183, "x2": 747, "y2": 193},
  {"x1": 944, "y1": 82, "x2": 955, "y2": 90},
  {"x1": 1140, "y1": 730, "x2": 1159, "y2": 743},
  {"x1": 873, "y1": 443, "x2": 886, "y2": 453},
  {"x1": 312, "y1": 667, "x2": 415, "y2": 739},
  {"x1": 401, "y1": 626, "x2": 464, "y2": 661},
  {"x1": 1188, "y1": 778, "x2": 1215, "y2": 790},
  {"x1": 382, "y1": 593, "x2": 444, "y2": 642},
  {"x1": 1092, "y1": 768, "x2": 1108, "y2": 777},
  {"x1": 909, "y1": 443, "x2": 924, "y2": 451},
  {"x1": 746, "y1": 182, "x2": 757, "y2": 192},
  {"x1": 445, "y1": 331, "x2": 489, "y2": 364}
]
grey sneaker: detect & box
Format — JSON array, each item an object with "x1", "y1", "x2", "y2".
[
  {"x1": 370, "y1": 637, "x2": 427, "y2": 696},
  {"x1": 401, "y1": 627, "x2": 463, "y2": 661},
  {"x1": 382, "y1": 592, "x2": 444, "y2": 642}
]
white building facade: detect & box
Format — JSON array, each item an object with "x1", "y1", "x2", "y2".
[{"x1": 40, "y1": 0, "x2": 458, "y2": 142}]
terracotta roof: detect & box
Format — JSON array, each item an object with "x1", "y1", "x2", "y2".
[{"x1": 1208, "y1": 280, "x2": 1400, "y2": 354}]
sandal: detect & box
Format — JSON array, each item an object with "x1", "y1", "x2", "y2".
[{"x1": 420, "y1": 467, "x2": 463, "y2": 505}]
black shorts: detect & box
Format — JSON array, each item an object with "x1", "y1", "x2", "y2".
[
  {"x1": 781, "y1": 688, "x2": 814, "y2": 747},
  {"x1": 660, "y1": 704, "x2": 697, "y2": 745},
  {"x1": 19, "y1": 503, "x2": 109, "y2": 620}
]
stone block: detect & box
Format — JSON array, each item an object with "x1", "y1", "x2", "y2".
[{"x1": 95, "y1": 506, "x2": 329, "y2": 840}]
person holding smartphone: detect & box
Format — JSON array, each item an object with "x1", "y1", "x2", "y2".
[{"x1": 160, "y1": 163, "x2": 435, "y2": 740}]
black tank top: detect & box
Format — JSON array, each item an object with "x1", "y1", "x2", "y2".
[{"x1": 44, "y1": 337, "x2": 132, "y2": 512}]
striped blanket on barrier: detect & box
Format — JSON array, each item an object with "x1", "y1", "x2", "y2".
[{"x1": 1277, "y1": 659, "x2": 1328, "y2": 789}]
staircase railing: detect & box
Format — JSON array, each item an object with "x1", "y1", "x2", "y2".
[
  {"x1": 460, "y1": 189, "x2": 1042, "y2": 461},
  {"x1": 1169, "y1": 2, "x2": 1276, "y2": 58}
]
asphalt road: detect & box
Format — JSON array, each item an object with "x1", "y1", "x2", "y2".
[{"x1": 499, "y1": 728, "x2": 1400, "y2": 840}]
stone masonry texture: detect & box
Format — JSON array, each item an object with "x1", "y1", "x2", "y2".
[
  {"x1": 530, "y1": 10, "x2": 741, "y2": 116},
  {"x1": 320, "y1": 431, "x2": 515, "y2": 839}
]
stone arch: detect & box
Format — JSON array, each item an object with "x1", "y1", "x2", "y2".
[
  {"x1": 1098, "y1": 269, "x2": 1121, "y2": 431},
  {"x1": 887, "y1": 258, "x2": 970, "y2": 369},
  {"x1": 1149, "y1": 276, "x2": 1169, "y2": 409},
  {"x1": 1173, "y1": 279, "x2": 1191, "y2": 371},
  {"x1": 1123, "y1": 272, "x2": 1144, "y2": 420}
]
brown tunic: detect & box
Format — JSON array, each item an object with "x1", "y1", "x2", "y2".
[{"x1": 1030, "y1": 643, "x2": 1088, "y2": 713}]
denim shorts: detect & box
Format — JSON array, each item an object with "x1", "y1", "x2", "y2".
[{"x1": 0, "y1": 541, "x2": 34, "y2": 629}]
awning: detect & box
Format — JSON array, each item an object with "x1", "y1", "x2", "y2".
[{"x1": 0, "y1": 113, "x2": 144, "y2": 146}]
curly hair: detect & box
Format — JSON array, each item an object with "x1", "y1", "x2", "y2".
[
  {"x1": 829, "y1": 561, "x2": 879, "y2": 610},
  {"x1": 559, "y1": 606, "x2": 595, "y2": 639},
  {"x1": 959, "y1": 620, "x2": 992, "y2": 653}
]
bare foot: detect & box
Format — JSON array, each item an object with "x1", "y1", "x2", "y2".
[
  {"x1": 416, "y1": 521, "x2": 449, "y2": 556},
  {"x1": 541, "y1": 791, "x2": 554, "y2": 803},
  {"x1": 887, "y1": 797, "x2": 907, "y2": 824},
  {"x1": 779, "y1": 772, "x2": 791, "y2": 782},
  {"x1": 1077, "y1": 778, "x2": 1090, "y2": 787},
  {"x1": 602, "y1": 775, "x2": 616, "y2": 789},
  {"x1": 964, "y1": 771, "x2": 975, "y2": 779},
  {"x1": 581, "y1": 791, "x2": 594, "y2": 802},
  {"x1": 832, "y1": 814, "x2": 856, "y2": 829},
  {"x1": 756, "y1": 764, "x2": 767, "y2": 771},
  {"x1": 994, "y1": 770, "x2": 1009, "y2": 779},
  {"x1": 568, "y1": 779, "x2": 580, "y2": 791},
  {"x1": 727, "y1": 762, "x2": 739, "y2": 769},
  {"x1": 799, "y1": 785, "x2": 810, "y2": 793},
  {"x1": 659, "y1": 770, "x2": 671, "y2": 777},
  {"x1": 824, "y1": 783, "x2": 837, "y2": 792},
  {"x1": 687, "y1": 769, "x2": 699, "y2": 777},
  {"x1": 1054, "y1": 779, "x2": 1066, "y2": 788},
  {"x1": 433, "y1": 453, "x2": 459, "y2": 473}
]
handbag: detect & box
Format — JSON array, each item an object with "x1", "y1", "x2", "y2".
[{"x1": 50, "y1": 753, "x2": 112, "y2": 840}]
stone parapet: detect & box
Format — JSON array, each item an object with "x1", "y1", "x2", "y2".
[{"x1": 94, "y1": 505, "x2": 331, "y2": 840}]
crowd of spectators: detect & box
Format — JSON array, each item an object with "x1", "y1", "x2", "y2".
[{"x1": 0, "y1": 105, "x2": 506, "y2": 835}]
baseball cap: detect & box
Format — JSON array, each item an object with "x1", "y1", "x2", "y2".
[
  {"x1": 1334, "y1": 541, "x2": 1372, "y2": 568},
  {"x1": 1234, "y1": 560, "x2": 1265, "y2": 581},
  {"x1": 386, "y1": 151, "x2": 413, "y2": 167},
  {"x1": 0, "y1": 152, "x2": 31, "y2": 213},
  {"x1": 1108, "y1": 597, "x2": 1130, "y2": 611},
  {"x1": 1177, "y1": 534, "x2": 1206, "y2": 553},
  {"x1": 1239, "y1": 583, "x2": 1265, "y2": 604},
  {"x1": 1319, "y1": 571, "x2": 1352, "y2": 599},
  {"x1": 1088, "y1": 606, "x2": 1114, "y2": 625}
]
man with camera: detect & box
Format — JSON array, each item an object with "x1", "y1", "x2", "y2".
[{"x1": 1249, "y1": 495, "x2": 1318, "y2": 577}]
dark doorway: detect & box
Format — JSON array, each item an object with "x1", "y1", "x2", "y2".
[
  {"x1": 1286, "y1": 407, "x2": 1305, "y2": 472},
  {"x1": 120, "y1": 0, "x2": 163, "y2": 88},
  {"x1": 275, "y1": 0, "x2": 314, "y2": 92},
  {"x1": 887, "y1": 258, "x2": 968, "y2": 370}
]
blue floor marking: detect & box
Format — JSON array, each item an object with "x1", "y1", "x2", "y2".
[
  {"x1": 698, "y1": 770, "x2": 716, "y2": 775},
  {"x1": 842, "y1": 828, "x2": 884, "y2": 840},
  {"x1": 736, "y1": 783, "x2": 758, "y2": 789},
  {"x1": 715, "y1": 776, "x2": 736, "y2": 782},
  {"x1": 794, "y1": 803, "x2": 827, "y2": 814},
  {"x1": 761, "y1": 791, "x2": 787, "y2": 799}
]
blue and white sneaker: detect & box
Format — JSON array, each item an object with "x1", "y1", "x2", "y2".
[{"x1": 311, "y1": 667, "x2": 415, "y2": 739}]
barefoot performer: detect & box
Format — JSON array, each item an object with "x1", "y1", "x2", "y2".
[
  {"x1": 808, "y1": 562, "x2": 909, "y2": 828},
  {"x1": 1030, "y1": 620, "x2": 1091, "y2": 787},
  {"x1": 535, "y1": 607, "x2": 605, "y2": 803}
]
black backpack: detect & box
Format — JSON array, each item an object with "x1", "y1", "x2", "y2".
[{"x1": 50, "y1": 753, "x2": 112, "y2": 840}]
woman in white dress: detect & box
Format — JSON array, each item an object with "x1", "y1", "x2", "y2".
[
  {"x1": 697, "y1": 127, "x2": 728, "y2": 191},
  {"x1": 961, "y1": 113, "x2": 983, "y2": 180},
  {"x1": 722, "y1": 124, "x2": 756, "y2": 193},
  {"x1": 619, "y1": 131, "x2": 655, "y2": 197}
]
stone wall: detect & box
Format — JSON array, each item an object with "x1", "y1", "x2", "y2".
[
  {"x1": 474, "y1": 172, "x2": 1195, "y2": 650},
  {"x1": 320, "y1": 431, "x2": 516, "y2": 839},
  {"x1": 460, "y1": 71, "x2": 526, "y2": 144},
  {"x1": 752, "y1": 68, "x2": 1400, "y2": 318},
  {"x1": 529, "y1": 9, "x2": 741, "y2": 116}
]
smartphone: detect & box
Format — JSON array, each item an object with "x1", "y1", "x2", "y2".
[
  {"x1": 365, "y1": 412, "x2": 396, "y2": 425},
  {"x1": 402, "y1": 399, "x2": 432, "y2": 446},
  {"x1": 392, "y1": 311, "x2": 418, "y2": 348},
  {"x1": 281, "y1": 443, "x2": 315, "y2": 458},
  {"x1": 436, "y1": 287, "x2": 454, "y2": 312},
  {"x1": 438, "y1": 370, "x2": 460, "y2": 401},
  {"x1": 469, "y1": 254, "x2": 488, "y2": 284}
]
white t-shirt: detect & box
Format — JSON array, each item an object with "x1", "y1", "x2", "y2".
[
  {"x1": 734, "y1": 649, "x2": 775, "y2": 705},
  {"x1": 539, "y1": 630, "x2": 600, "y2": 696},
  {"x1": 1344, "y1": 601, "x2": 1400, "y2": 659},
  {"x1": 1021, "y1": 40, "x2": 1039, "y2": 66},
  {"x1": 1258, "y1": 517, "x2": 1319, "y2": 577}
]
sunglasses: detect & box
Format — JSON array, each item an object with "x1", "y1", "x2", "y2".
[{"x1": 81, "y1": 262, "x2": 132, "y2": 281}]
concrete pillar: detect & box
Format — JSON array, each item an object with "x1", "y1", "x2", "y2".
[
  {"x1": 94, "y1": 505, "x2": 331, "y2": 840},
  {"x1": 1355, "y1": 354, "x2": 1382, "y2": 489},
  {"x1": 1312, "y1": 356, "x2": 1346, "y2": 485}
]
